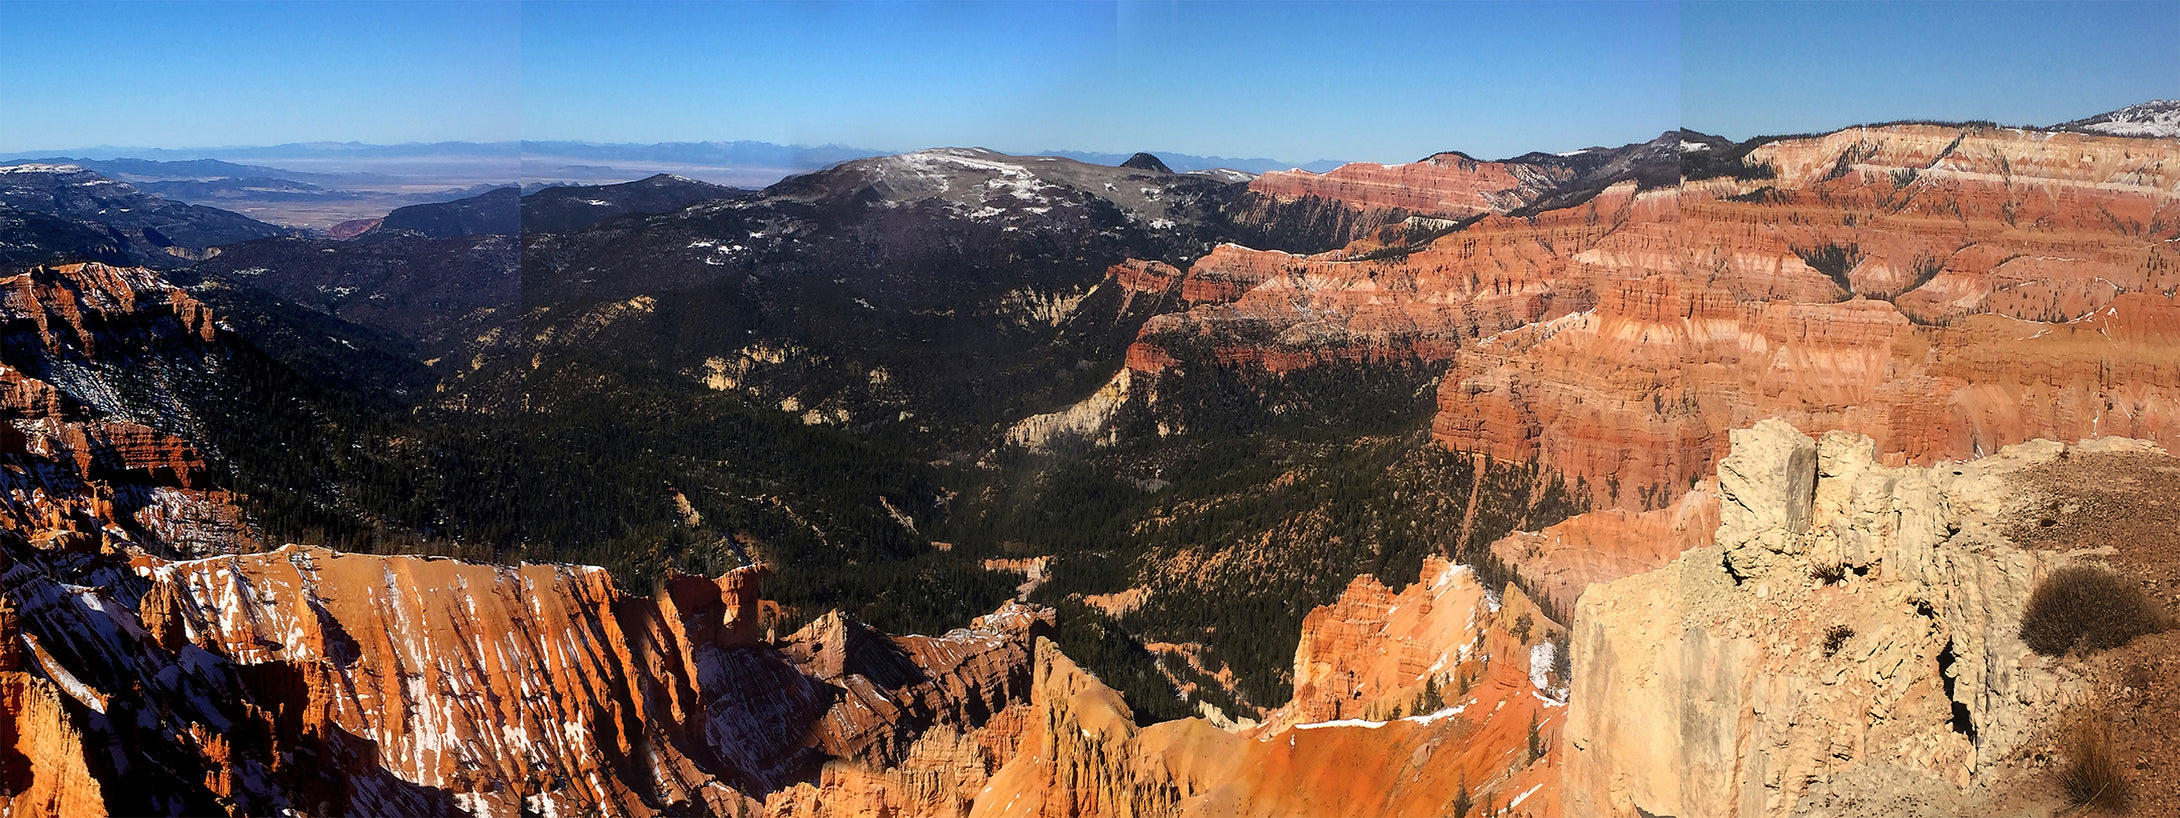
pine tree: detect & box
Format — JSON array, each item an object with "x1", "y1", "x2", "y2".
[{"x1": 1527, "y1": 710, "x2": 1543, "y2": 763}]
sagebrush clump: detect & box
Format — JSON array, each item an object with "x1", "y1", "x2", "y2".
[{"x1": 2019, "y1": 565, "x2": 2168, "y2": 656}]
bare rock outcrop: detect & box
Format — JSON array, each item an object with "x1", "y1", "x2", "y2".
[
  {"x1": 1487, "y1": 482, "x2": 1719, "y2": 614},
  {"x1": 0, "y1": 590, "x2": 107, "y2": 816},
  {"x1": 0, "y1": 263, "x2": 256, "y2": 559},
  {"x1": 1129, "y1": 181, "x2": 1674, "y2": 374},
  {"x1": 1105, "y1": 125, "x2": 2179, "y2": 513},
  {"x1": 1562, "y1": 420, "x2": 2157, "y2": 817},
  {"x1": 0, "y1": 522, "x2": 1048, "y2": 817},
  {"x1": 973, "y1": 557, "x2": 1568, "y2": 817},
  {"x1": 1250, "y1": 153, "x2": 1563, "y2": 221},
  {"x1": 1435, "y1": 125, "x2": 2180, "y2": 511},
  {"x1": 121, "y1": 546, "x2": 1056, "y2": 816},
  {"x1": 1005, "y1": 368, "x2": 1133, "y2": 451},
  {"x1": 0, "y1": 262, "x2": 218, "y2": 356},
  {"x1": 0, "y1": 669, "x2": 108, "y2": 817}
]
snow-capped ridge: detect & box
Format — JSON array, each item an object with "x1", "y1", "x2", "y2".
[
  {"x1": 2056, "y1": 99, "x2": 2180, "y2": 139},
  {"x1": 0, "y1": 162, "x2": 90, "y2": 174}
]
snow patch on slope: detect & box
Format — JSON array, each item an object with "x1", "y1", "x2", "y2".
[{"x1": 2059, "y1": 100, "x2": 2180, "y2": 139}]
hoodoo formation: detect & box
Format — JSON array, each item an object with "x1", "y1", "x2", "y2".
[{"x1": 2, "y1": 98, "x2": 2176, "y2": 816}]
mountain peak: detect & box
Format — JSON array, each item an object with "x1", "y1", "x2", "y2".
[{"x1": 1119, "y1": 152, "x2": 1174, "y2": 174}]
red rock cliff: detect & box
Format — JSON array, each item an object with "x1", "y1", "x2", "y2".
[
  {"x1": 1132, "y1": 127, "x2": 2180, "y2": 517},
  {"x1": 972, "y1": 556, "x2": 1568, "y2": 817},
  {"x1": 1250, "y1": 153, "x2": 1566, "y2": 220}
]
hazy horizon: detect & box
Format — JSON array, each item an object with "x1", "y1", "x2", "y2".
[{"x1": 2, "y1": 1, "x2": 2172, "y2": 164}]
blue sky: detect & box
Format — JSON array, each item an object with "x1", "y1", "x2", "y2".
[
  {"x1": 521, "y1": 1, "x2": 1681, "y2": 163},
  {"x1": 1684, "y1": 1, "x2": 2180, "y2": 140},
  {"x1": 1, "y1": 1, "x2": 519, "y2": 151},
  {"x1": 0, "y1": 1, "x2": 2171, "y2": 163}
]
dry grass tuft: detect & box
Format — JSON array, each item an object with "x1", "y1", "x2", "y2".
[{"x1": 2060, "y1": 701, "x2": 2130, "y2": 814}]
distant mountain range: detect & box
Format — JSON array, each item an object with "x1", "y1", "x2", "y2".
[
  {"x1": 520, "y1": 141, "x2": 884, "y2": 169},
  {"x1": 0, "y1": 163, "x2": 292, "y2": 266},
  {"x1": 3, "y1": 156, "x2": 368, "y2": 184},
  {"x1": 0, "y1": 142, "x2": 520, "y2": 163},
  {"x1": 1039, "y1": 150, "x2": 1347, "y2": 174},
  {"x1": 7, "y1": 140, "x2": 1350, "y2": 179}
]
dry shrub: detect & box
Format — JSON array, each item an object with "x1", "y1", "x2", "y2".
[
  {"x1": 2020, "y1": 565, "x2": 2169, "y2": 656},
  {"x1": 2060, "y1": 702, "x2": 2129, "y2": 813},
  {"x1": 1822, "y1": 625, "x2": 1854, "y2": 658}
]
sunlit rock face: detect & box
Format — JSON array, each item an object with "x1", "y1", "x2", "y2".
[
  {"x1": 3, "y1": 111, "x2": 2175, "y2": 817},
  {"x1": 0, "y1": 262, "x2": 1054, "y2": 814},
  {"x1": 1249, "y1": 152, "x2": 1567, "y2": 221},
  {"x1": 1562, "y1": 422, "x2": 2158, "y2": 818},
  {"x1": 971, "y1": 556, "x2": 1570, "y2": 818},
  {"x1": 1111, "y1": 125, "x2": 2177, "y2": 660},
  {"x1": 6, "y1": 535, "x2": 1052, "y2": 816},
  {"x1": 1433, "y1": 125, "x2": 2179, "y2": 512},
  {"x1": 1122, "y1": 127, "x2": 2178, "y2": 514}
]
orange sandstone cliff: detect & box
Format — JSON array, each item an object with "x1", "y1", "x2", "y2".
[
  {"x1": 1114, "y1": 127, "x2": 2176, "y2": 516},
  {"x1": 1250, "y1": 152, "x2": 1567, "y2": 221},
  {"x1": 1087, "y1": 126, "x2": 2179, "y2": 611},
  {"x1": 0, "y1": 260, "x2": 1057, "y2": 816},
  {"x1": 970, "y1": 556, "x2": 1567, "y2": 817}
]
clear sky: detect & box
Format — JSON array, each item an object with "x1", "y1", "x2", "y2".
[
  {"x1": 1, "y1": 1, "x2": 2172, "y2": 163},
  {"x1": 1684, "y1": 1, "x2": 2180, "y2": 140},
  {"x1": 521, "y1": 1, "x2": 1682, "y2": 163},
  {"x1": 0, "y1": 1, "x2": 520, "y2": 151}
]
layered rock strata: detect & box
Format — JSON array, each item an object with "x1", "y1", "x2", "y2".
[
  {"x1": 1084, "y1": 126, "x2": 2178, "y2": 515},
  {"x1": 3, "y1": 537, "x2": 1051, "y2": 816},
  {"x1": 0, "y1": 263, "x2": 1062, "y2": 817},
  {"x1": 0, "y1": 263, "x2": 253, "y2": 558},
  {"x1": 1487, "y1": 482, "x2": 1719, "y2": 614},
  {"x1": 1436, "y1": 125, "x2": 2179, "y2": 510},
  {"x1": 973, "y1": 557, "x2": 1566, "y2": 817},
  {"x1": 1249, "y1": 152, "x2": 1565, "y2": 221},
  {"x1": 1562, "y1": 419, "x2": 2160, "y2": 817},
  {"x1": 1130, "y1": 180, "x2": 1677, "y2": 373}
]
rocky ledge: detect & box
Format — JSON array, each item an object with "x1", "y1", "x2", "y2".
[{"x1": 1564, "y1": 419, "x2": 2169, "y2": 817}]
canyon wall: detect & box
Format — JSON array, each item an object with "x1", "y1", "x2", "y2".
[
  {"x1": 1101, "y1": 127, "x2": 2178, "y2": 521},
  {"x1": 1073, "y1": 127, "x2": 2180, "y2": 621},
  {"x1": 972, "y1": 556, "x2": 1567, "y2": 817},
  {"x1": 1128, "y1": 180, "x2": 1677, "y2": 374},
  {"x1": 0, "y1": 262, "x2": 253, "y2": 560},
  {"x1": 5, "y1": 538, "x2": 1053, "y2": 816},
  {"x1": 0, "y1": 260, "x2": 1058, "y2": 816},
  {"x1": 1441, "y1": 125, "x2": 2179, "y2": 511},
  {"x1": 5, "y1": 119, "x2": 2175, "y2": 816},
  {"x1": 1249, "y1": 152, "x2": 1567, "y2": 221}
]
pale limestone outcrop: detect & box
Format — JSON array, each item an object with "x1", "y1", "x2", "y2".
[
  {"x1": 1563, "y1": 421, "x2": 2154, "y2": 817},
  {"x1": 1717, "y1": 417, "x2": 1819, "y2": 577},
  {"x1": 1004, "y1": 368, "x2": 1133, "y2": 451}
]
